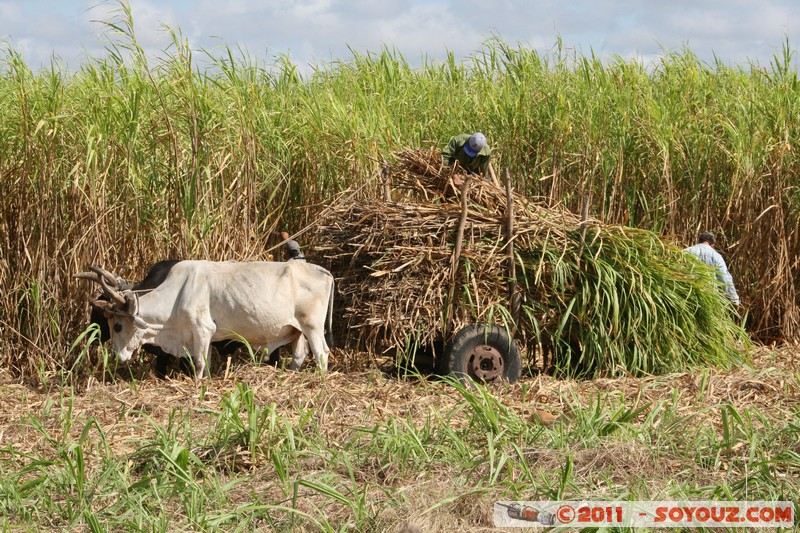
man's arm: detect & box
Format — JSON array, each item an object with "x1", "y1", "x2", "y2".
[
  {"x1": 477, "y1": 155, "x2": 490, "y2": 177},
  {"x1": 441, "y1": 137, "x2": 460, "y2": 166},
  {"x1": 714, "y1": 255, "x2": 740, "y2": 305}
]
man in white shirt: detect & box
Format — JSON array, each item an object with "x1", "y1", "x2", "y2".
[{"x1": 684, "y1": 232, "x2": 740, "y2": 306}]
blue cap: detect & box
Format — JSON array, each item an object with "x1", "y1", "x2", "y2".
[
  {"x1": 463, "y1": 142, "x2": 478, "y2": 157},
  {"x1": 463, "y1": 132, "x2": 486, "y2": 157}
]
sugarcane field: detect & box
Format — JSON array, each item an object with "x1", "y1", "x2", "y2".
[{"x1": 2, "y1": 7, "x2": 800, "y2": 532}]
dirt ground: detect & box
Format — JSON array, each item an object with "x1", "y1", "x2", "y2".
[
  {"x1": 0, "y1": 344, "x2": 798, "y2": 531},
  {"x1": 2, "y1": 344, "x2": 796, "y2": 444}
]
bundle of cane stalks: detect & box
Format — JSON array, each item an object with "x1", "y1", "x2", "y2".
[{"x1": 314, "y1": 149, "x2": 749, "y2": 377}]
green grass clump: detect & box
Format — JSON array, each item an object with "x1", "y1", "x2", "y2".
[{"x1": 517, "y1": 225, "x2": 750, "y2": 376}]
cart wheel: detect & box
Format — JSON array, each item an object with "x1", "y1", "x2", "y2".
[{"x1": 445, "y1": 324, "x2": 522, "y2": 384}]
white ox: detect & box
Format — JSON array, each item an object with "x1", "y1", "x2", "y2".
[{"x1": 76, "y1": 260, "x2": 334, "y2": 377}]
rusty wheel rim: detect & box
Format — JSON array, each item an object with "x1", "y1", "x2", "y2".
[{"x1": 465, "y1": 344, "x2": 504, "y2": 382}]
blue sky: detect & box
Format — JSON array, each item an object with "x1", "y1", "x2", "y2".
[{"x1": 2, "y1": 0, "x2": 800, "y2": 72}]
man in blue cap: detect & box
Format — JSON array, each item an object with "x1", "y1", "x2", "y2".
[{"x1": 441, "y1": 132, "x2": 491, "y2": 187}]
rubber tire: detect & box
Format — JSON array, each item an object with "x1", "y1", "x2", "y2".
[{"x1": 444, "y1": 324, "x2": 522, "y2": 384}]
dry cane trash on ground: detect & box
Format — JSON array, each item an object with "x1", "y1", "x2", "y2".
[{"x1": 0, "y1": 346, "x2": 796, "y2": 513}]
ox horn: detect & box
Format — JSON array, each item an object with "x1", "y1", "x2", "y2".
[
  {"x1": 74, "y1": 271, "x2": 101, "y2": 283},
  {"x1": 87, "y1": 265, "x2": 127, "y2": 306},
  {"x1": 88, "y1": 265, "x2": 121, "y2": 286}
]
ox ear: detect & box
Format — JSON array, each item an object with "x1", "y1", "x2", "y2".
[
  {"x1": 90, "y1": 299, "x2": 114, "y2": 320},
  {"x1": 91, "y1": 299, "x2": 111, "y2": 311}
]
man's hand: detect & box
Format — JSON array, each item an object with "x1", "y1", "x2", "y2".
[{"x1": 451, "y1": 173, "x2": 466, "y2": 189}]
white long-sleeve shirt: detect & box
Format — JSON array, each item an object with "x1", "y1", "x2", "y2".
[{"x1": 684, "y1": 242, "x2": 740, "y2": 305}]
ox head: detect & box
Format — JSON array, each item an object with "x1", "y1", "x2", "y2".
[{"x1": 75, "y1": 266, "x2": 149, "y2": 362}]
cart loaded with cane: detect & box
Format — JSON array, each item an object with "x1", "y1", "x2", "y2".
[{"x1": 311, "y1": 149, "x2": 746, "y2": 383}]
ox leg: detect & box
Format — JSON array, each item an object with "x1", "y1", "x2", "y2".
[
  {"x1": 190, "y1": 336, "x2": 213, "y2": 378},
  {"x1": 304, "y1": 328, "x2": 330, "y2": 373},
  {"x1": 289, "y1": 334, "x2": 309, "y2": 371}
]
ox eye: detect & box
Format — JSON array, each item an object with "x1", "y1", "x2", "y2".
[{"x1": 113, "y1": 323, "x2": 122, "y2": 333}]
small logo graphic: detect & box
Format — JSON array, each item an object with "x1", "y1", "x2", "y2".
[{"x1": 496, "y1": 502, "x2": 556, "y2": 525}]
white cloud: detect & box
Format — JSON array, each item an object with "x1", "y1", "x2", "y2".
[
  {"x1": 0, "y1": 2, "x2": 22, "y2": 28},
  {"x1": 1, "y1": 0, "x2": 798, "y2": 72}
]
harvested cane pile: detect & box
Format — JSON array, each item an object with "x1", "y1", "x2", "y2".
[{"x1": 314, "y1": 149, "x2": 750, "y2": 377}]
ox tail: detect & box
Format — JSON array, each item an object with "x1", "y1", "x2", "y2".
[{"x1": 326, "y1": 275, "x2": 335, "y2": 348}]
